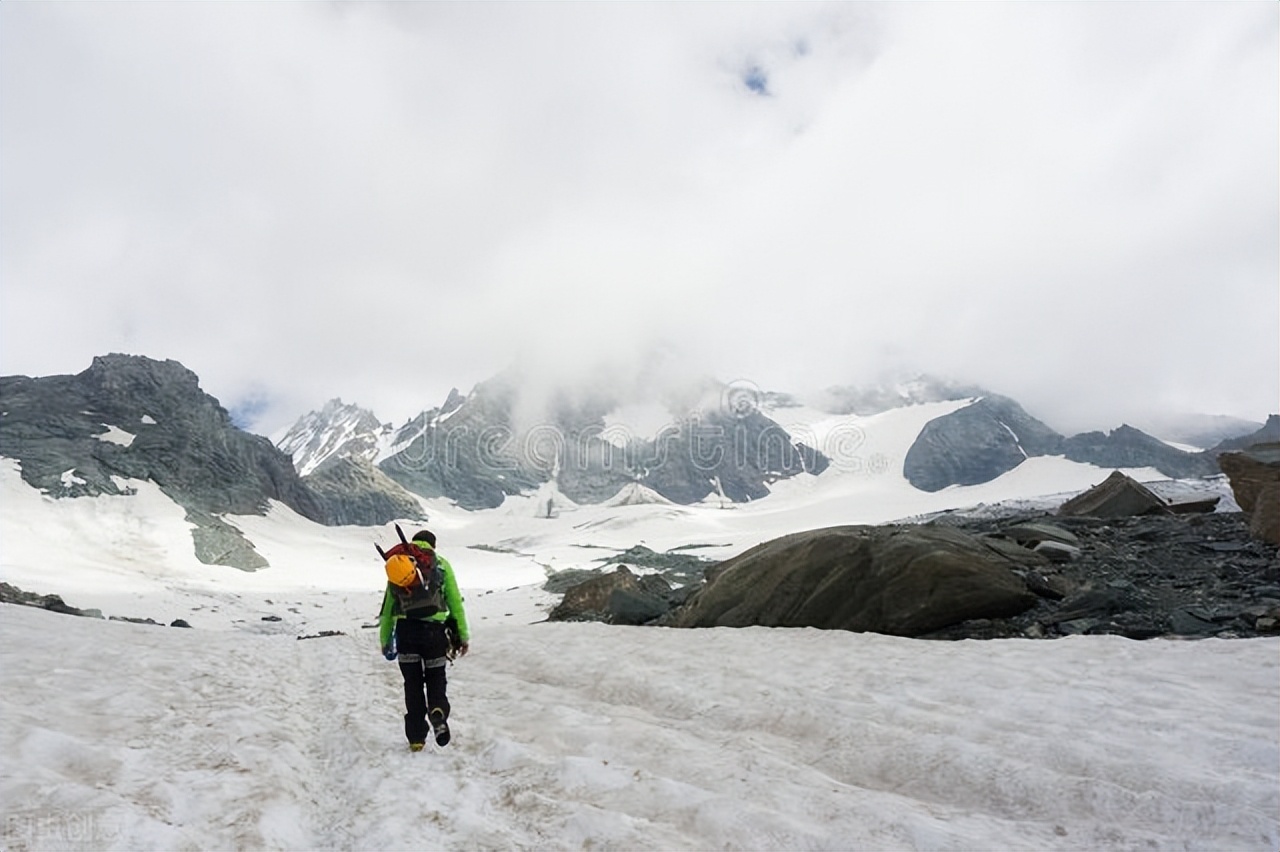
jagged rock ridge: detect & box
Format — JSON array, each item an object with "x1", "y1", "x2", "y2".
[
  {"x1": 275, "y1": 398, "x2": 393, "y2": 476},
  {"x1": 0, "y1": 355, "x2": 326, "y2": 568},
  {"x1": 903, "y1": 396, "x2": 1224, "y2": 491},
  {"x1": 370, "y1": 369, "x2": 829, "y2": 510},
  {"x1": 0, "y1": 355, "x2": 424, "y2": 568}
]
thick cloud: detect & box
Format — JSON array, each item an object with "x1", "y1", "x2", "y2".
[{"x1": 2, "y1": 3, "x2": 1275, "y2": 435}]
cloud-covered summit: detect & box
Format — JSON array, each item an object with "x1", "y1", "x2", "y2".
[{"x1": 2, "y1": 3, "x2": 1274, "y2": 437}]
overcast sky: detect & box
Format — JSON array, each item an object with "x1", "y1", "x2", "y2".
[{"x1": 2, "y1": 2, "x2": 1276, "y2": 436}]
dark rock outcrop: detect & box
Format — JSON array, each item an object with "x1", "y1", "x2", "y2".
[
  {"x1": 548, "y1": 566, "x2": 674, "y2": 625},
  {"x1": 1210, "y1": 415, "x2": 1280, "y2": 454},
  {"x1": 377, "y1": 369, "x2": 827, "y2": 510},
  {"x1": 555, "y1": 434, "x2": 635, "y2": 505},
  {"x1": 638, "y1": 408, "x2": 826, "y2": 504},
  {"x1": 186, "y1": 509, "x2": 269, "y2": 571},
  {"x1": 670, "y1": 524, "x2": 1038, "y2": 636},
  {"x1": 0, "y1": 355, "x2": 338, "y2": 567},
  {"x1": 914, "y1": 510, "x2": 1279, "y2": 640},
  {"x1": 1062, "y1": 424, "x2": 1217, "y2": 479},
  {"x1": 598, "y1": 545, "x2": 713, "y2": 588},
  {"x1": 544, "y1": 545, "x2": 714, "y2": 624},
  {"x1": 1218, "y1": 444, "x2": 1280, "y2": 546},
  {"x1": 903, "y1": 396, "x2": 1063, "y2": 492},
  {"x1": 1, "y1": 355, "x2": 429, "y2": 565},
  {"x1": 0, "y1": 355, "x2": 322, "y2": 519},
  {"x1": 904, "y1": 397, "x2": 1221, "y2": 491},
  {"x1": 0, "y1": 581, "x2": 103, "y2": 618},
  {"x1": 1136, "y1": 413, "x2": 1266, "y2": 450},
  {"x1": 378, "y1": 375, "x2": 546, "y2": 510}
]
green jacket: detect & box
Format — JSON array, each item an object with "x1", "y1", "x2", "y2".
[{"x1": 377, "y1": 548, "x2": 470, "y2": 649}]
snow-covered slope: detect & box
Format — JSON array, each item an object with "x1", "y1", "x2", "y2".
[
  {"x1": 1, "y1": 424, "x2": 1276, "y2": 849},
  {"x1": 2, "y1": 602, "x2": 1275, "y2": 850},
  {"x1": 0, "y1": 395, "x2": 1201, "y2": 624}
]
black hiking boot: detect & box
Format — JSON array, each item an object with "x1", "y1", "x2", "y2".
[{"x1": 429, "y1": 708, "x2": 451, "y2": 747}]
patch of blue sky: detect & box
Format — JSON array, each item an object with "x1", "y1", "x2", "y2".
[
  {"x1": 228, "y1": 394, "x2": 272, "y2": 432},
  {"x1": 742, "y1": 65, "x2": 769, "y2": 96}
]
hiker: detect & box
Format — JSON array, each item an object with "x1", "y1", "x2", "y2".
[{"x1": 378, "y1": 528, "x2": 470, "y2": 751}]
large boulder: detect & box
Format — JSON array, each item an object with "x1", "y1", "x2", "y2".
[
  {"x1": 1218, "y1": 444, "x2": 1280, "y2": 545},
  {"x1": 548, "y1": 566, "x2": 674, "y2": 625},
  {"x1": 670, "y1": 524, "x2": 1038, "y2": 636},
  {"x1": 1057, "y1": 471, "x2": 1169, "y2": 519}
]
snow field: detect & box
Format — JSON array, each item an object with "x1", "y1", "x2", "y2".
[
  {"x1": 3, "y1": 403, "x2": 1276, "y2": 850},
  {"x1": 2, "y1": 604, "x2": 1276, "y2": 851}
]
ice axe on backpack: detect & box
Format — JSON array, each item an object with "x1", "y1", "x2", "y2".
[
  {"x1": 374, "y1": 524, "x2": 413, "y2": 560},
  {"x1": 377, "y1": 525, "x2": 426, "y2": 588}
]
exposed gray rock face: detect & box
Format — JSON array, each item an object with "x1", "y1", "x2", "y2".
[
  {"x1": 1, "y1": 581, "x2": 103, "y2": 618},
  {"x1": 556, "y1": 438, "x2": 635, "y2": 504},
  {"x1": 548, "y1": 566, "x2": 674, "y2": 625},
  {"x1": 904, "y1": 397, "x2": 1224, "y2": 492},
  {"x1": 1210, "y1": 415, "x2": 1280, "y2": 454},
  {"x1": 1135, "y1": 412, "x2": 1266, "y2": 450},
  {"x1": 376, "y1": 368, "x2": 827, "y2": 510},
  {"x1": 378, "y1": 374, "x2": 544, "y2": 510},
  {"x1": 305, "y1": 455, "x2": 426, "y2": 526},
  {"x1": 1062, "y1": 425, "x2": 1217, "y2": 479},
  {"x1": 915, "y1": 510, "x2": 1279, "y2": 640},
  {"x1": 0, "y1": 354, "x2": 435, "y2": 564},
  {"x1": 545, "y1": 387, "x2": 636, "y2": 504},
  {"x1": 186, "y1": 509, "x2": 269, "y2": 571},
  {"x1": 542, "y1": 545, "x2": 714, "y2": 616},
  {"x1": 670, "y1": 523, "x2": 1038, "y2": 636},
  {"x1": 0, "y1": 355, "x2": 322, "y2": 518},
  {"x1": 638, "y1": 408, "x2": 827, "y2": 504},
  {"x1": 272, "y1": 398, "x2": 429, "y2": 525},
  {"x1": 903, "y1": 396, "x2": 1063, "y2": 492},
  {"x1": 0, "y1": 355, "x2": 335, "y2": 567}
]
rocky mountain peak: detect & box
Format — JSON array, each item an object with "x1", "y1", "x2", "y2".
[
  {"x1": 0, "y1": 354, "x2": 327, "y2": 570},
  {"x1": 440, "y1": 388, "x2": 466, "y2": 417},
  {"x1": 276, "y1": 398, "x2": 389, "y2": 476},
  {"x1": 1211, "y1": 415, "x2": 1280, "y2": 454},
  {"x1": 83, "y1": 352, "x2": 201, "y2": 390},
  {"x1": 367, "y1": 371, "x2": 828, "y2": 510}
]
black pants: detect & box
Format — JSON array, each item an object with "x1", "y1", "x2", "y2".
[{"x1": 396, "y1": 618, "x2": 451, "y2": 743}]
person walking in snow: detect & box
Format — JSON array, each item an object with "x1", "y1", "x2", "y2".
[{"x1": 378, "y1": 528, "x2": 470, "y2": 751}]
